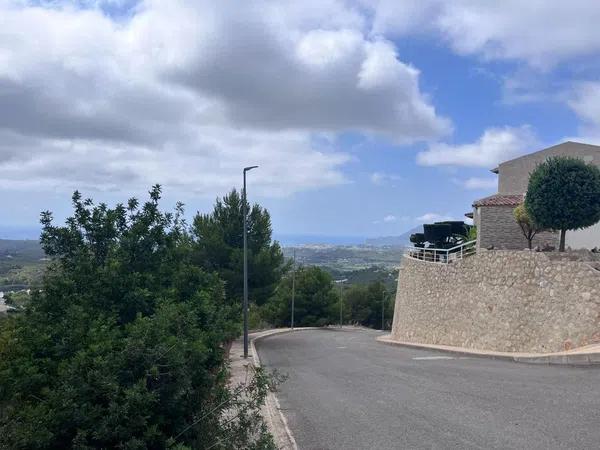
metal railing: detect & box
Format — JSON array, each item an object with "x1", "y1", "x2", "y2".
[{"x1": 403, "y1": 240, "x2": 477, "y2": 264}]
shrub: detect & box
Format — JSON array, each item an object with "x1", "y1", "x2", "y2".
[
  {"x1": 262, "y1": 266, "x2": 338, "y2": 327},
  {"x1": 514, "y1": 203, "x2": 544, "y2": 249},
  {"x1": 525, "y1": 156, "x2": 600, "y2": 251},
  {"x1": 0, "y1": 187, "x2": 275, "y2": 449}
]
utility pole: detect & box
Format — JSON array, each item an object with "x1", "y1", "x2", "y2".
[
  {"x1": 243, "y1": 165, "x2": 258, "y2": 358},
  {"x1": 291, "y1": 248, "x2": 295, "y2": 330}
]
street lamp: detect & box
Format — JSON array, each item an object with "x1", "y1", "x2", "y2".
[
  {"x1": 243, "y1": 165, "x2": 258, "y2": 358},
  {"x1": 291, "y1": 248, "x2": 296, "y2": 330},
  {"x1": 381, "y1": 289, "x2": 386, "y2": 331},
  {"x1": 335, "y1": 279, "x2": 347, "y2": 328}
]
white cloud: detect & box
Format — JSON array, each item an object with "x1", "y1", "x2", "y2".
[
  {"x1": 364, "y1": 1, "x2": 600, "y2": 68},
  {"x1": 417, "y1": 125, "x2": 538, "y2": 168},
  {"x1": 373, "y1": 214, "x2": 410, "y2": 224},
  {"x1": 370, "y1": 172, "x2": 402, "y2": 185},
  {"x1": 0, "y1": 0, "x2": 450, "y2": 196},
  {"x1": 416, "y1": 212, "x2": 454, "y2": 223},
  {"x1": 568, "y1": 82, "x2": 600, "y2": 130},
  {"x1": 457, "y1": 177, "x2": 497, "y2": 190},
  {"x1": 559, "y1": 82, "x2": 600, "y2": 145}
]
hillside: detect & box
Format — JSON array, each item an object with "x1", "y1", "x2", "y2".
[
  {"x1": 282, "y1": 244, "x2": 403, "y2": 271},
  {"x1": 364, "y1": 225, "x2": 422, "y2": 247},
  {"x1": 282, "y1": 244, "x2": 403, "y2": 292},
  {"x1": 0, "y1": 240, "x2": 47, "y2": 290}
]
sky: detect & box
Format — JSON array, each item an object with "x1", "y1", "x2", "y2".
[{"x1": 2, "y1": 0, "x2": 600, "y2": 242}]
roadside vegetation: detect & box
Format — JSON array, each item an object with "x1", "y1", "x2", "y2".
[
  {"x1": 257, "y1": 267, "x2": 394, "y2": 330},
  {"x1": 0, "y1": 187, "x2": 277, "y2": 449},
  {"x1": 0, "y1": 185, "x2": 398, "y2": 448}
]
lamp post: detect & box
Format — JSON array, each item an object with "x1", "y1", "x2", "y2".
[
  {"x1": 335, "y1": 279, "x2": 347, "y2": 328},
  {"x1": 381, "y1": 289, "x2": 386, "y2": 331},
  {"x1": 291, "y1": 248, "x2": 295, "y2": 330},
  {"x1": 243, "y1": 165, "x2": 258, "y2": 358}
]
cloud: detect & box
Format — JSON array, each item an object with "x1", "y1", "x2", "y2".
[
  {"x1": 364, "y1": 1, "x2": 600, "y2": 68},
  {"x1": 455, "y1": 177, "x2": 497, "y2": 190},
  {"x1": 568, "y1": 82, "x2": 600, "y2": 131},
  {"x1": 416, "y1": 212, "x2": 454, "y2": 223},
  {"x1": 0, "y1": 0, "x2": 450, "y2": 197},
  {"x1": 560, "y1": 82, "x2": 600, "y2": 145},
  {"x1": 0, "y1": 128, "x2": 350, "y2": 197},
  {"x1": 373, "y1": 214, "x2": 409, "y2": 224},
  {"x1": 370, "y1": 172, "x2": 402, "y2": 185},
  {"x1": 417, "y1": 125, "x2": 538, "y2": 168}
]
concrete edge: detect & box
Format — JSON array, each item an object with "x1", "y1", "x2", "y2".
[
  {"x1": 376, "y1": 336, "x2": 600, "y2": 366},
  {"x1": 251, "y1": 327, "x2": 322, "y2": 450}
]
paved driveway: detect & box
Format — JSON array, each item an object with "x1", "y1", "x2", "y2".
[{"x1": 255, "y1": 328, "x2": 600, "y2": 450}]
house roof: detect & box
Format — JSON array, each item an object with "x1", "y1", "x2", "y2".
[
  {"x1": 496, "y1": 141, "x2": 600, "y2": 169},
  {"x1": 473, "y1": 194, "x2": 524, "y2": 207}
]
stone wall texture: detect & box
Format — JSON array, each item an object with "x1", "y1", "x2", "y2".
[
  {"x1": 476, "y1": 205, "x2": 558, "y2": 250},
  {"x1": 391, "y1": 250, "x2": 600, "y2": 353}
]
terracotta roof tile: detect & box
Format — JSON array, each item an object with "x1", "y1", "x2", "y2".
[{"x1": 473, "y1": 194, "x2": 524, "y2": 207}]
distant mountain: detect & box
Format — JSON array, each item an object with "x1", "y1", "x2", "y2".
[
  {"x1": 0, "y1": 226, "x2": 41, "y2": 240},
  {"x1": 273, "y1": 233, "x2": 366, "y2": 246},
  {"x1": 364, "y1": 226, "x2": 423, "y2": 247}
]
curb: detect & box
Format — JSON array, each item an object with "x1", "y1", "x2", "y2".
[
  {"x1": 377, "y1": 336, "x2": 600, "y2": 366},
  {"x1": 250, "y1": 327, "x2": 323, "y2": 450}
]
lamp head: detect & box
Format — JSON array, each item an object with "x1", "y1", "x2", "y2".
[{"x1": 244, "y1": 165, "x2": 259, "y2": 172}]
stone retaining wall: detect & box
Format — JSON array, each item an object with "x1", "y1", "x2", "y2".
[
  {"x1": 476, "y1": 205, "x2": 558, "y2": 250},
  {"x1": 391, "y1": 250, "x2": 600, "y2": 353}
]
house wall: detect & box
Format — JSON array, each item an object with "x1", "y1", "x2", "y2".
[
  {"x1": 477, "y1": 205, "x2": 558, "y2": 250},
  {"x1": 566, "y1": 222, "x2": 600, "y2": 250},
  {"x1": 498, "y1": 142, "x2": 600, "y2": 194},
  {"x1": 391, "y1": 250, "x2": 600, "y2": 353}
]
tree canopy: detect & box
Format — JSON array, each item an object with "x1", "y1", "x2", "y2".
[
  {"x1": 525, "y1": 156, "x2": 600, "y2": 251},
  {"x1": 344, "y1": 281, "x2": 392, "y2": 330},
  {"x1": 0, "y1": 186, "x2": 275, "y2": 449},
  {"x1": 513, "y1": 203, "x2": 543, "y2": 249},
  {"x1": 262, "y1": 266, "x2": 338, "y2": 327},
  {"x1": 191, "y1": 189, "x2": 285, "y2": 307},
  {"x1": 261, "y1": 267, "x2": 395, "y2": 330}
]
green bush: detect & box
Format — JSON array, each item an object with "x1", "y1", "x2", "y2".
[
  {"x1": 514, "y1": 203, "x2": 543, "y2": 249},
  {"x1": 191, "y1": 189, "x2": 286, "y2": 307},
  {"x1": 344, "y1": 281, "x2": 393, "y2": 329},
  {"x1": 465, "y1": 225, "x2": 477, "y2": 242},
  {"x1": 525, "y1": 156, "x2": 600, "y2": 251},
  {"x1": 262, "y1": 266, "x2": 338, "y2": 327},
  {"x1": 0, "y1": 187, "x2": 275, "y2": 450}
]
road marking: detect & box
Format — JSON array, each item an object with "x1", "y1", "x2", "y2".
[
  {"x1": 413, "y1": 356, "x2": 455, "y2": 360},
  {"x1": 337, "y1": 346, "x2": 347, "y2": 349}
]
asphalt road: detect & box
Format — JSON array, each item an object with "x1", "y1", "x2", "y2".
[{"x1": 255, "y1": 328, "x2": 600, "y2": 450}]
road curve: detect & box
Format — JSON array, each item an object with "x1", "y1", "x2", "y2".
[{"x1": 255, "y1": 328, "x2": 600, "y2": 450}]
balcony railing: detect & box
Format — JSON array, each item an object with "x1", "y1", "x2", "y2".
[{"x1": 403, "y1": 240, "x2": 476, "y2": 264}]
